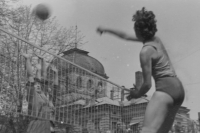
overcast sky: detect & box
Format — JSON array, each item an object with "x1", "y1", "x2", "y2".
[{"x1": 22, "y1": 0, "x2": 200, "y2": 119}]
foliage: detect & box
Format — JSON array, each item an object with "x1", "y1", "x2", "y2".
[{"x1": 0, "y1": 0, "x2": 87, "y2": 132}]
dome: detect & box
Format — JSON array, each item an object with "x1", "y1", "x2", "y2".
[{"x1": 62, "y1": 48, "x2": 108, "y2": 79}]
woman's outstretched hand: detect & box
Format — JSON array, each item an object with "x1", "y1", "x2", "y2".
[
  {"x1": 96, "y1": 27, "x2": 105, "y2": 35},
  {"x1": 51, "y1": 65, "x2": 58, "y2": 73},
  {"x1": 21, "y1": 53, "x2": 31, "y2": 59}
]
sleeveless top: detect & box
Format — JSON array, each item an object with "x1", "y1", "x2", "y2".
[{"x1": 142, "y1": 37, "x2": 176, "y2": 81}]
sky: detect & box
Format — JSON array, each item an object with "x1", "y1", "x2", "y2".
[{"x1": 21, "y1": 0, "x2": 200, "y2": 120}]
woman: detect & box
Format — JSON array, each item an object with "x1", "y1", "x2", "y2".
[
  {"x1": 97, "y1": 7, "x2": 185, "y2": 133},
  {"x1": 22, "y1": 53, "x2": 57, "y2": 133}
]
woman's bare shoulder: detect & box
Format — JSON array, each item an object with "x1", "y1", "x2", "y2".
[{"x1": 154, "y1": 36, "x2": 162, "y2": 43}]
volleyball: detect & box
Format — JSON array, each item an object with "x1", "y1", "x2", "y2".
[{"x1": 33, "y1": 3, "x2": 51, "y2": 21}]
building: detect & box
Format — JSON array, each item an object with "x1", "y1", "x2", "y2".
[
  {"x1": 51, "y1": 48, "x2": 191, "y2": 133},
  {"x1": 135, "y1": 71, "x2": 143, "y2": 89}
]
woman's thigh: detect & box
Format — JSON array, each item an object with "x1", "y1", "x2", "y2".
[
  {"x1": 157, "y1": 104, "x2": 181, "y2": 133},
  {"x1": 141, "y1": 91, "x2": 174, "y2": 133}
]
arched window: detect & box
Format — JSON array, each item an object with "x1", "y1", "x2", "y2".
[
  {"x1": 87, "y1": 79, "x2": 93, "y2": 89},
  {"x1": 97, "y1": 81, "x2": 103, "y2": 92},
  {"x1": 76, "y1": 76, "x2": 82, "y2": 89},
  {"x1": 98, "y1": 81, "x2": 103, "y2": 87}
]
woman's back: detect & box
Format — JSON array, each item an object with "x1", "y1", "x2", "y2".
[{"x1": 143, "y1": 37, "x2": 176, "y2": 80}]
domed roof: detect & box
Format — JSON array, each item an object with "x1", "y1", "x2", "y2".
[{"x1": 62, "y1": 48, "x2": 108, "y2": 79}]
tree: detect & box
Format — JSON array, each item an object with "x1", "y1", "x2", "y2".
[
  {"x1": 0, "y1": 0, "x2": 87, "y2": 132},
  {"x1": 0, "y1": 3, "x2": 86, "y2": 59}
]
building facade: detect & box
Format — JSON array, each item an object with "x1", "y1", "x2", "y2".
[{"x1": 52, "y1": 48, "x2": 191, "y2": 133}]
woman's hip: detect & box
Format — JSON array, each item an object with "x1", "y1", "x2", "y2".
[{"x1": 155, "y1": 77, "x2": 185, "y2": 105}]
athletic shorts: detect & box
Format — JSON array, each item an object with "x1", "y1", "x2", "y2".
[{"x1": 155, "y1": 76, "x2": 185, "y2": 105}]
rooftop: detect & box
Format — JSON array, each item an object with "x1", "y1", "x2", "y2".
[{"x1": 62, "y1": 48, "x2": 108, "y2": 79}]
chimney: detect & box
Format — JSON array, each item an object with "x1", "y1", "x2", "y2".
[
  {"x1": 135, "y1": 71, "x2": 143, "y2": 89},
  {"x1": 121, "y1": 86, "x2": 125, "y2": 101}
]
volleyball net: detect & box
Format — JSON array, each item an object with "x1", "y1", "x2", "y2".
[{"x1": 0, "y1": 26, "x2": 198, "y2": 133}]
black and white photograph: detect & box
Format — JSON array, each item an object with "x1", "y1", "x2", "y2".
[{"x1": 0, "y1": 0, "x2": 200, "y2": 133}]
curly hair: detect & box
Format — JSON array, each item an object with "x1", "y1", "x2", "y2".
[{"x1": 132, "y1": 7, "x2": 157, "y2": 41}]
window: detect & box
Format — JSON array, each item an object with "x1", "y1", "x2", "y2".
[
  {"x1": 112, "y1": 122, "x2": 117, "y2": 130},
  {"x1": 87, "y1": 79, "x2": 93, "y2": 89},
  {"x1": 95, "y1": 121, "x2": 100, "y2": 130},
  {"x1": 76, "y1": 76, "x2": 82, "y2": 89},
  {"x1": 98, "y1": 81, "x2": 103, "y2": 87},
  {"x1": 97, "y1": 81, "x2": 103, "y2": 93},
  {"x1": 65, "y1": 76, "x2": 69, "y2": 87}
]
